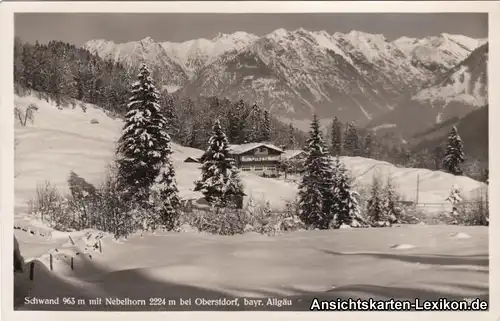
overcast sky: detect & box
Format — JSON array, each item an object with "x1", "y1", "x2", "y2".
[{"x1": 15, "y1": 13, "x2": 488, "y2": 46}]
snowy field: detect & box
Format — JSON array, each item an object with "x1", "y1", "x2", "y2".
[
  {"x1": 14, "y1": 225, "x2": 489, "y2": 311},
  {"x1": 13, "y1": 94, "x2": 489, "y2": 310}
]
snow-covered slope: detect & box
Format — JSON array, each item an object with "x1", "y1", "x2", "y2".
[
  {"x1": 84, "y1": 37, "x2": 188, "y2": 91},
  {"x1": 83, "y1": 29, "x2": 485, "y2": 123},
  {"x1": 15, "y1": 94, "x2": 485, "y2": 217},
  {"x1": 162, "y1": 31, "x2": 259, "y2": 77},
  {"x1": 333, "y1": 31, "x2": 432, "y2": 99},
  {"x1": 13, "y1": 95, "x2": 489, "y2": 311},
  {"x1": 393, "y1": 33, "x2": 487, "y2": 74},
  {"x1": 412, "y1": 42, "x2": 488, "y2": 107},
  {"x1": 14, "y1": 94, "x2": 298, "y2": 214},
  {"x1": 367, "y1": 42, "x2": 488, "y2": 138},
  {"x1": 14, "y1": 223, "x2": 488, "y2": 311},
  {"x1": 181, "y1": 28, "x2": 394, "y2": 123}
]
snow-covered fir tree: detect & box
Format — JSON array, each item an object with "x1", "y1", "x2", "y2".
[
  {"x1": 298, "y1": 114, "x2": 335, "y2": 229},
  {"x1": 366, "y1": 172, "x2": 387, "y2": 226},
  {"x1": 344, "y1": 122, "x2": 361, "y2": 157},
  {"x1": 150, "y1": 144, "x2": 181, "y2": 231},
  {"x1": 331, "y1": 157, "x2": 363, "y2": 228},
  {"x1": 384, "y1": 176, "x2": 401, "y2": 223},
  {"x1": 445, "y1": 184, "x2": 462, "y2": 205},
  {"x1": 116, "y1": 64, "x2": 173, "y2": 203},
  {"x1": 445, "y1": 184, "x2": 462, "y2": 217},
  {"x1": 443, "y1": 126, "x2": 465, "y2": 175},
  {"x1": 194, "y1": 119, "x2": 245, "y2": 207},
  {"x1": 330, "y1": 116, "x2": 343, "y2": 156}
]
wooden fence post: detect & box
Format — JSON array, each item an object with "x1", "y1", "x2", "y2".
[
  {"x1": 70, "y1": 257, "x2": 74, "y2": 270},
  {"x1": 49, "y1": 254, "x2": 53, "y2": 271},
  {"x1": 99, "y1": 239, "x2": 102, "y2": 253},
  {"x1": 30, "y1": 261, "x2": 35, "y2": 281}
]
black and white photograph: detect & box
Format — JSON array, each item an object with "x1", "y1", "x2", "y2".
[{"x1": 2, "y1": 2, "x2": 496, "y2": 315}]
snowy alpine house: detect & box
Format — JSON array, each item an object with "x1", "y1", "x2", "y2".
[{"x1": 228, "y1": 143, "x2": 284, "y2": 176}]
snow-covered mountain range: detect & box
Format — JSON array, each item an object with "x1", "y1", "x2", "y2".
[
  {"x1": 83, "y1": 28, "x2": 487, "y2": 126},
  {"x1": 368, "y1": 42, "x2": 488, "y2": 138}
]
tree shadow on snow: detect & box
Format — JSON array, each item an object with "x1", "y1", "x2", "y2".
[
  {"x1": 14, "y1": 250, "x2": 489, "y2": 312},
  {"x1": 319, "y1": 249, "x2": 489, "y2": 267}
]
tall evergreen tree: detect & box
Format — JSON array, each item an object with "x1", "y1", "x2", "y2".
[
  {"x1": 161, "y1": 94, "x2": 180, "y2": 141},
  {"x1": 298, "y1": 115, "x2": 335, "y2": 229},
  {"x1": 261, "y1": 110, "x2": 271, "y2": 142},
  {"x1": 14, "y1": 38, "x2": 25, "y2": 87},
  {"x1": 344, "y1": 122, "x2": 361, "y2": 156},
  {"x1": 245, "y1": 102, "x2": 261, "y2": 143},
  {"x1": 227, "y1": 100, "x2": 242, "y2": 144},
  {"x1": 194, "y1": 119, "x2": 245, "y2": 207},
  {"x1": 363, "y1": 132, "x2": 373, "y2": 158},
  {"x1": 330, "y1": 116, "x2": 343, "y2": 156},
  {"x1": 287, "y1": 123, "x2": 297, "y2": 149},
  {"x1": 116, "y1": 64, "x2": 172, "y2": 203},
  {"x1": 384, "y1": 176, "x2": 401, "y2": 224},
  {"x1": 366, "y1": 173, "x2": 387, "y2": 225},
  {"x1": 443, "y1": 126, "x2": 465, "y2": 175},
  {"x1": 432, "y1": 145, "x2": 444, "y2": 170}
]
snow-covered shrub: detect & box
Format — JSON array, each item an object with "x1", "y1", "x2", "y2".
[
  {"x1": 395, "y1": 203, "x2": 421, "y2": 224},
  {"x1": 234, "y1": 198, "x2": 304, "y2": 235},
  {"x1": 93, "y1": 165, "x2": 144, "y2": 238},
  {"x1": 28, "y1": 166, "x2": 153, "y2": 238},
  {"x1": 67, "y1": 171, "x2": 99, "y2": 229},
  {"x1": 186, "y1": 206, "x2": 247, "y2": 236},
  {"x1": 28, "y1": 181, "x2": 75, "y2": 231},
  {"x1": 14, "y1": 103, "x2": 38, "y2": 127},
  {"x1": 179, "y1": 197, "x2": 304, "y2": 236},
  {"x1": 280, "y1": 199, "x2": 305, "y2": 232},
  {"x1": 90, "y1": 118, "x2": 99, "y2": 124},
  {"x1": 456, "y1": 186, "x2": 489, "y2": 226}
]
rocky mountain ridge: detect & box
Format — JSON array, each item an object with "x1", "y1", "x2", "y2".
[{"x1": 84, "y1": 29, "x2": 486, "y2": 125}]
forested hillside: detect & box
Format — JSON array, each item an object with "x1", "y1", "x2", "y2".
[
  {"x1": 13, "y1": 38, "x2": 308, "y2": 150},
  {"x1": 13, "y1": 38, "x2": 487, "y2": 181}
]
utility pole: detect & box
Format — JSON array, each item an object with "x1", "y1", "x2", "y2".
[{"x1": 416, "y1": 174, "x2": 420, "y2": 205}]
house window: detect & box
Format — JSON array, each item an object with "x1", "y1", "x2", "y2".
[
  {"x1": 242, "y1": 168, "x2": 251, "y2": 171},
  {"x1": 254, "y1": 167, "x2": 263, "y2": 171},
  {"x1": 267, "y1": 166, "x2": 276, "y2": 171}
]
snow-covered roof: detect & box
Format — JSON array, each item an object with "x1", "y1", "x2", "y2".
[
  {"x1": 228, "y1": 143, "x2": 284, "y2": 155},
  {"x1": 282, "y1": 149, "x2": 306, "y2": 159},
  {"x1": 184, "y1": 156, "x2": 201, "y2": 163}
]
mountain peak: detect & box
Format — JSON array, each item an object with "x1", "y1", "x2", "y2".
[
  {"x1": 84, "y1": 29, "x2": 487, "y2": 127},
  {"x1": 266, "y1": 28, "x2": 289, "y2": 40},
  {"x1": 213, "y1": 31, "x2": 256, "y2": 42},
  {"x1": 346, "y1": 30, "x2": 387, "y2": 42},
  {"x1": 139, "y1": 36, "x2": 155, "y2": 43}
]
